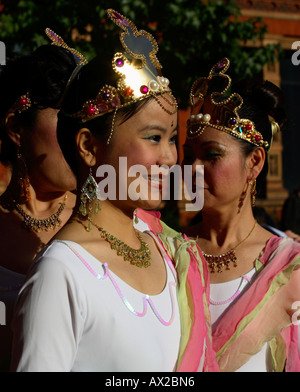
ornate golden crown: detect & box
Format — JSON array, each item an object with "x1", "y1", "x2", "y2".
[
  {"x1": 45, "y1": 28, "x2": 88, "y2": 66},
  {"x1": 73, "y1": 9, "x2": 177, "y2": 123},
  {"x1": 9, "y1": 92, "x2": 32, "y2": 114},
  {"x1": 187, "y1": 58, "x2": 269, "y2": 149},
  {"x1": 7, "y1": 28, "x2": 88, "y2": 116}
]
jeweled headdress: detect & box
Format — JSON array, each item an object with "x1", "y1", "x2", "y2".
[
  {"x1": 6, "y1": 28, "x2": 88, "y2": 116},
  {"x1": 72, "y1": 9, "x2": 177, "y2": 124},
  {"x1": 45, "y1": 28, "x2": 88, "y2": 67},
  {"x1": 187, "y1": 58, "x2": 269, "y2": 149}
]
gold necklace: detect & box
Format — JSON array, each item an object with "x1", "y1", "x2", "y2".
[
  {"x1": 80, "y1": 220, "x2": 151, "y2": 268},
  {"x1": 15, "y1": 194, "x2": 67, "y2": 232},
  {"x1": 201, "y1": 221, "x2": 257, "y2": 273}
]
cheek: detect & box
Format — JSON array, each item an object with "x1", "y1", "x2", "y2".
[
  {"x1": 205, "y1": 160, "x2": 243, "y2": 189},
  {"x1": 29, "y1": 123, "x2": 59, "y2": 154},
  {"x1": 123, "y1": 143, "x2": 156, "y2": 169}
]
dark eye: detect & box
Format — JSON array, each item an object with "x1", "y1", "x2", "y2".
[
  {"x1": 204, "y1": 150, "x2": 223, "y2": 160},
  {"x1": 145, "y1": 135, "x2": 161, "y2": 143},
  {"x1": 169, "y1": 134, "x2": 177, "y2": 144}
]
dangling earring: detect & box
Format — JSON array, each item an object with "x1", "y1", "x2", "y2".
[
  {"x1": 238, "y1": 182, "x2": 248, "y2": 213},
  {"x1": 250, "y1": 179, "x2": 257, "y2": 207},
  {"x1": 16, "y1": 150, "x2": 31, "y2": 203},
  {"x1": 79, "y1": 167, "x2": 101, "y2": 232},
  {"x1": 134, "y1": 209, "x2": 139, "y2": 224}
]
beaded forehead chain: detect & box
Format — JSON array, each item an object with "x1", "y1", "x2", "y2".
[
  {"x1": 187, "y1": 58, "x2": 269, "y2": 149},
  {"x1": 7, "y1": 28, "x2": 88, "y2": 116},
  {"x1": 72, "y1": 9, "x2": 177, "y2": 125}
]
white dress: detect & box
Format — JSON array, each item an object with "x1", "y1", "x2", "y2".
[
  {"x1": 210, "y1": 268, "x2": 300, "y2": 372},
  {"x1": 11, "y1": 237, "x2": 181, "y2": 372},
  {"x1": 210, "y1": 269, "x2": 272, "y2": 372},
  {"x1": 0, "y1": 266, "x2": 25, "y2": 370}
]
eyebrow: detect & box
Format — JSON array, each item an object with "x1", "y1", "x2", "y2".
[
  {"x1": 199, "y1": 141, "x2": 226, "y2": 148},
  {"x1": 139, "y1": 124, "x2": 178, "y2": 134}
]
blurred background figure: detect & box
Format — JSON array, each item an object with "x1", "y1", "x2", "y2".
[{"x1": 0, "y1": 33, "x2": 87, "y2": 369}]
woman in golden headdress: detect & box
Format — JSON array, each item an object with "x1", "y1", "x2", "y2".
[
  {"x1": 11, "y1": 10, "x2": 218, "y2": 372},
  {"x1": 0, "y1": 30, "x2": 87, "y2": 370},
  {"x1": 183, "y1": 58, "x2": 300, "y2": 372}
]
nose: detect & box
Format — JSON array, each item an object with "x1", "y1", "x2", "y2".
[
  {"x1": 158, "y1": 143, "x2": 177, "y2": 168},
  {"x1": 191, "y1": 157, "x2": 203, "y2": 175}
]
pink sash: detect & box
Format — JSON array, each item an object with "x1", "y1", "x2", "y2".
[
  {"x1": 136, "y1": 209, "x2": 219, "y2": 372},
  {"x1": 210, "y1": 236, "x2": 300, "y2": 371}
]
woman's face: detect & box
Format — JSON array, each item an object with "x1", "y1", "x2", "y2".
[
  {"x1": 183, "y1": 127, "x2": 251, "y2": 212},
  {"x1": 21, "y1": 108, "x2": 76, "y2": 194},
  {"x1": 99, "y1": 97, "x2": 178, "y2": 210}
]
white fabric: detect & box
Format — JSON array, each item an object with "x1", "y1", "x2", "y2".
[
  {"x1": 210, "y1": 269, "x2": 271, "y2": 372},
  {"x1": 0, "y1": 266, "x2": 25, "y2": 368},
  {"x1": 134, "y1": 218, "x2": 150, "y2": 233},
  {"x1": 11, "y1": 239, "x2": 181, "y2": 372}
]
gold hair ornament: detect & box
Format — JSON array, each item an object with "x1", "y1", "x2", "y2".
[
  {"x1": 271, "y1": 120, "x2": 280, "y2": 137},
  {"x1": 45, "y1": 28, "x2": 88, "y2": 66},
  {"x1": 6, "y1": 29, "x2": 88, "y2": 117},
  {"x1": 268, "y1": 119, "x2": 280, "y2": 150},
  {"x1": 8, "y1": 93, "x2": 32, "y2": 115},
  {"x1": 72, "y1": 9, "x2": 177, "y2": 125},
  {"x1": 187, "y1": 58, "x2": 269, "y2": 149}
]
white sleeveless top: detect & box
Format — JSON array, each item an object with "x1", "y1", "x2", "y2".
[{"x1": 11, "y1": 238, "x2": 181, "y2": 372}]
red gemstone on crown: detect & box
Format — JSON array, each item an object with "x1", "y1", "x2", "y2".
[
  {"x1": 124, "y1": 87, "x2": 134, "y2": 97},
  {"x1": 111, "y1": 96, "x2": 121, "y2": 108},
  {"x1": 255, "y1": 135, "x2": 261, "y2": 141},
  {"x1": 86, "y1": 106, "x2": 96, "y2": 115},
  {"x1": 246, "y1": 123, "x2": 252, "y2": 131},
  {"x1": 97, "y1": 103, "x2": 108, "y2": 113},
  {"x1": 115, "y1": 58, "x2": 124, "y2": 67},
  {"x1": 140, "y1": 85, "x2": 149, "y2": 94},
  {"x1": 20, "y1": 98, "x2": 28, "y2": 105}
]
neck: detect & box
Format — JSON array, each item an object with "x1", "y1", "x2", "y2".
[
  {"x1": 1, "y1": 171, "x2": 69, "y2": 214},
  {"x1": 74, "y1": 199, "x2": 136, "y2": 239},
  {"x1": 198, "y1": 205, "x2": 256, "y2": 249}
]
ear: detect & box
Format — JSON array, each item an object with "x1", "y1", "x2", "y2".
[
  {"x1": 75, "y1": 128, "x2": 98, "y2": 166},
  {"x1": 246, "y1": 147, "x2": 265, "y2": 180},
  {"x1": 5, "y1": 113, "x2": 22, "y2": 147}
]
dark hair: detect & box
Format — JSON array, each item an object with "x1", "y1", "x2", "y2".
[
  {"x1": 0, "y1": 45, "x2": 77, "y2": 165},
  {"x1": 57, "y1": 55, "x2": 154, "y2": 176},
  {"x1": 231, "y1": 79, "x2": 287, "y2": 194}
]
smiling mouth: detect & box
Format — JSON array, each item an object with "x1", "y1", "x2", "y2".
[
  {"x1": 192, "y1": 182, "x2": 207, "y2": 192},
  {"x1": 141, "y1": 174, "x2": 164, "y2": 190}
]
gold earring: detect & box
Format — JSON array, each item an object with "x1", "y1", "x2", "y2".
[
  {"x1": 238, "y1": 186, "x2": 247, "y2": 213},
  {"x1": 250, "y1": 179, "x2": 257, "y2": 207},
  {"x1": 79, "y1": 167, "x2": 101, "y2": 231},
  {"x1": 16, "y1": 150, "x2": 31, "y2": 203},
  {"x1": 134, "y1": 209, "x2": 139, "y2": 224}
]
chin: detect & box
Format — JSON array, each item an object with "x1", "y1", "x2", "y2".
[{"x1": 135, "y1": 199, "x2": 163, "y2": 212}]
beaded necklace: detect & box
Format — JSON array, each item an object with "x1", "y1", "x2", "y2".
[
  {"x1": 15, "y1": 194, "x2": 67, "y2": 232},
  {"x1": 76, "y1": 219, "x2": 151, "y2": 268},
  {"x1": 200, "y1": 221, "x2": 257, "y2": 273}
]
